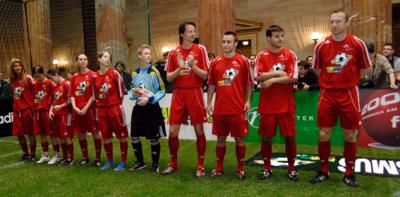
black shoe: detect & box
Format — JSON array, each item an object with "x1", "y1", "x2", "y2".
[
  {"x1": 287, "y1": 171, "x2": 300, "y2": 182},
  {"x1": 80, "y1": 159, "x2": 89, "y2": 166},
  {"x1": 60, "y1": 158, "x2": 68, "y2": 165},
  {"x1": 26, "y1": 154, "x2": 36, "y2": 162},
  {"x1": 128, "y1": 161, "x2": 146, "y2": 171},
  {"x1": 343, "y1": 174, "x2": 359, "y2": 187},
  {"x1": 257, "y1": 170, "x2": 272, "y2": 180},
  {"x1": 94, "y1": 160, "x2": 101, "y2": 167},
  {"x1": 17, "y1": 154, "x2": 29, "y2": 162},
  {"x1": 67, "y1": 159, "x2": 75, "y2": 166},
  {"x1": 151, "y1": 164, "x2": 159, "y2": 173},
  {"x1": 210, "y1": 169, "x2": 224, "y2": 178},
  {"x1": 236, "y1": 171, "x2": 246, "y2": 180},
  {"x1": 310, "y1": 171, "x2": 329, "y2": 184}
]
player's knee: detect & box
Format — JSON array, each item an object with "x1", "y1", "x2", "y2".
[
  {"x1": 319, "y1": 128, "x2": 332, "y2": 142},
  {"x1": 262, "y1": 136, "x2": 272, "y2": 142},
  {"x1": 149, "y1": 138, "x2": 160, "y2": 145},
  {"x1": 131, "y1": 137, "x2": 140, "y2": 144},
  {"x1": 344, "y1": 131, "x2": 357, "y2": 142},
  {"x1": 285, "y1": 136, "x2": 295, "y2": 142},
  {"x1": 217, "y1": 137, "x2": 226, "y2": 146},
  {"x1": 235, "y1": 137, "x2": 245, "y2": 146}
]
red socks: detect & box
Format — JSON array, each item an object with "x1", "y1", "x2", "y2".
[
  {"x1": 196, "y1": 134, "x2": 206, "y2": 169},
  {"x1": 285, "y1": 140, "x2": 297, "y2": 172},
  {"x1": 261, "y1": 141, "x2": 272, "y2": 171},
  {"x1": 120, "y1": 141, "x2": 128, "y2": 163},
  {"x1": 236, "y1": 145, "x2": 246, "y2": 172},
  {"x1": 344, "y1": 142, "x2": 357, "y2": 176},
  {"x1": 318, "y1": 140, "x2": 331, "y2": 174},
  {"x1": 94, "y1": 138, "x2": 102, "y2": 161},
  {"x1": 216, "y1": 146, "x2": 226, "y2": 172},
  {"x1": 104, "y1": 142, "x2": 113, "y2": 162},
  {"x1": 79, "y1": 139, "x2": 88, "y2": 160},
  {"x1": 168, "y1": 136, "x2": 179, "y2": 168}
]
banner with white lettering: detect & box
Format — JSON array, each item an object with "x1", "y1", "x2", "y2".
[{"x1": 0, "y1": 99, "x2": 13, "y2": 137}]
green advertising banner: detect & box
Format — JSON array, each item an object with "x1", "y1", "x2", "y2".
[{"x1": 245, "y1": 91, "x2": 345, "y2": 146}]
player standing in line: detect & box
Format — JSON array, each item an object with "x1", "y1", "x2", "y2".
[
  {"x1": 32, "y1": 65, "x2": 59, "y2": 164},
  {"x1": 161, "y1": 21, "x2": 209, "y2": 177},
  {"x1": 94, "y1": 51, "x2": 129, "y2": 172},
  {"x1": 48, "y1": 68, "x2": 74, "y2": 165},
  {"x1": 310, "y1": 9, "x2": 371, "y2": 187},
  {"x1": 254, "y1": 25, "x2": 300, "y2": 182},
  {"x1": 207, "y1": 31, "x2": 253, "y2": 180},
  {"x1": 9, "y1": 58, "x2": 36, "y2": 161},
  {"x1": 70, "y1": 53, "x2": 102, "y2": 167},
  {"x1": 128, "y1": 44, "x2": 166, "y2": 173}
]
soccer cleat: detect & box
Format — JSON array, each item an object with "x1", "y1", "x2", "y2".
[
  {"x1": 161, "y1": 164, "x2": 178, "y2": 175},
  {"x1": 236, "y1": 171, "x2": 246, "y2": 180},
  {"x1": 287, "y1": 171, "x2": 300, "y2": 182},
  {"x1": 196, "y1": 166, "x2": 205, "y2": 178},
  {"x1": 257, "y1": 170, "x2": 272, "y2": 180},
  {"x1": 27, "y1": 154, "x2": 36, "y2": 162},
  {"x1": 60, "y1": 158, "x2": 69, "y2": 165},
  {"x1": 17, "y1": 154, "x2": 29, "y2": 162},
  {"x1": 151, "y1": 164, "x2": 159, "y2": 173},
  {"x1": 128, "y1": 161, "x2": 146, "y2": 171},
  {"x1": 79, "y1": 159, "x2": 89, "y2": 166},
  {"x1": 210, "y1": 169, "x2": 224, "y2": 178},
  {"x1": 67, "y1": 159, "x2": 75, "y2": 166},
  {"x1": 310, "y1": 171, "x2": 330, "y2": 184},
  {"x1": 114, "y1": 163, "x2": 126, "y2": 172},
  {"x1": 100, "y1": 161, "x2": 114, "y2": 170},
  {"x1": 343, "y1": 174, "x2": 359, "y2": 187},
  {"x1": 48, "y1": 154, "x2": 60, "y2": 165},
  {"x1": 37, "y1": 155, "x2": 50, "y2": 164},
  {"x1": 94, "y1": 160, "x2": 101, "y2": 167}
]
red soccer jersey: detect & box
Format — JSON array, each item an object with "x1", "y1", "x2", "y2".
[
  {"x1": 313, "y1": 34, "x2": 371, "y2": 88},
  {"x1": 208, "y1": 53, "x2": 253, "y2": 115},
  {"x1": 255, "y1": 48, "x2": 298, "y2": 114},
  {"x1": 34, "y1": 79, "x2": 55, "y2": 110},
  {"x1": 70, "y1": 70, "x2": 96, "y2": 109},
  {"x1": 94, "y1": 68, "x2": 125, "y2": 107},
  {"x1": 52, "y1": 80, "x2": 71, "y2": 115},
  {"x1": 11, "y1": 75, "x2": 35, "y2": 110},
  {"x1": 166, "y1": 44, "x2": 209, "y2": 88}
]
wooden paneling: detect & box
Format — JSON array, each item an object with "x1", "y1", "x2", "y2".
[
  {"x1": 344, "y1": 0, "x2": 392, "y2": 55},
  {"x1": 198, "y1": 0, "x2": 235, "y2": 55}
]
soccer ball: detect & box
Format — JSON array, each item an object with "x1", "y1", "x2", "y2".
[
  {"x1": 272, "y1": 63, "x2": 285, "y2": 71},
  {"x1": 333, "y1": 53, "x2": 350, "y2": 67},
  {"x1": 78, "y1": 81, "x2": 87, "y2": 89},
  {"x1": 224, "y1": 68, "x2": 238, "y2": 80}
]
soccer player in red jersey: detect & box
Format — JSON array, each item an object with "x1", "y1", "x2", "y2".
[
  {"x1": 70, "y1": 53, "x2": 102, "y2": 167},
  {"x1": 9, "y1": 58, "x2": 36, "y2": 161},
  {"x1": 310, "y1": 9, "x2": 371, "y2": 187},
  {"x1": 94, "y1": 51, "x2": 129, "y2": 172},
  {"x1": 161, "y1": 21, "x2": 209, "y2": 177},
  {"x1": 32, "y1": 65, "x2": 59, "y2": 164},
  {"x1": 255, "y1": 25, "x2": 299, "y2": 182},
  {"x1": 207, "y1": 31, "x2": 253, "y2": 180},
  {"x1": 48, "y1": 68, "x2": 74, "y2": 165}
]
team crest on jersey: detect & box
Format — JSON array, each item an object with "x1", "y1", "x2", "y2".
[
  {"x1": 75, "y1": 81, "x2": 88, "y2": 96},
  {"x1": 327, "y1": 52, "x2": 352, "y2": 73},
  {"x1": 14, "y1": 86, "x2": 23, "y2": 99},
  {"x1": 272, "y1": 63, "x2": 285, "y2": 71},
  {"x1": 180, "y1": 59, "x2": 192, "y2": 75},
  {"x1": 218, "y1": 68, "x2": 238, "y2": 86},
  {"x1": 99, "y1": 83, "x2": 111, "y2": 99},
  {"x1": 34, "y1": 90, "x2": 46, "y2": 103}
]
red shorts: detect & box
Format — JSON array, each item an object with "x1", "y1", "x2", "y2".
[
  {"x1": 169, "y1": 88, "x2": 207, "y2": 125},
  {"x1": 97, "y1": 105, "x2": 128, "y2": 139},
  {"x1": 212, "y1": 114, "x2": 248, "y2": 137},
  {"x1": 258, "y1": 113, "x2": 296, "y2": 138},
  {"x1": 72, "y1": 106, "x2": 97, "y2": 134},
  {"x1": 12, "y1": 108, "x2": 34, "y2": 136},
  {"x1": 53, "y1": 113, "x2": 72, "y2": 138},
  {"x1": 317, "y1": 87, "x2": 361, "y2": 130},
  {"x1": 33, "y1": 109, "x2": 52, "y2": 136}
]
